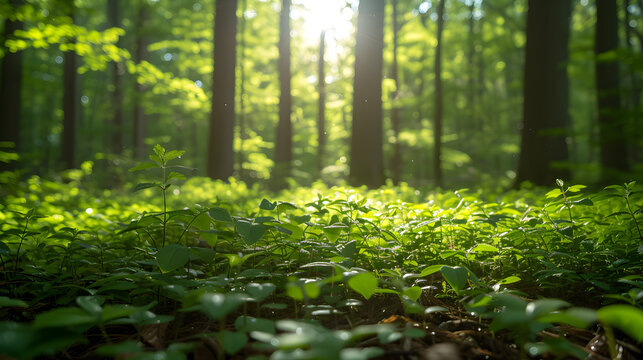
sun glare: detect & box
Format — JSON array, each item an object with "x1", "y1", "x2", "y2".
[{"x1": 292, "y1": 0, "x2": 355, "y2": 44}]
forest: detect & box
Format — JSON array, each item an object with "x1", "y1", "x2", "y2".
[{"x1": 0, "y1": 0, "x2": 642, "y2": 359}]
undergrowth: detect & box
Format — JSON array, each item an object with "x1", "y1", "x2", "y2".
[{"x1": 0, "y1": 145, "x2": 641, "y2": 360}]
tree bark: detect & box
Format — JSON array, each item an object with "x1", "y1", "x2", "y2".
[
  {"x1": 62, "y1": 9, "x2": 77, "y2": 170},
  {"x1": 390, "y1": 0, "x2": 402, "y2": 184},
  {"x1": 108, "y1": 0, "x2": 123, "y2": 155},
  {"x1": 207, "y1": 0, "x2": 238, "y2": 180},
  {"x1": 433, "y1": 0, "x2": 445, "y2": 187},
  {"x1": 237, "y1": 0, "x2": 247, "y2": 177},
  {"x1": 274, "y1": 0, "x2": 292, "y2": 186},
  {"x1": 595, "y1": 0, "x2": 628, "y2": 180},
  {"x1": 350, "y1": 0, "x2": 385, "y2": 188},
  {"x1": 515, "y1": 0, "x2": 572, "y2": 187},
  {"x1": 133, "y1": 0, "x2": 148, "y2": 159},
  {"x1": 317, "y1": 30, "x2": 326, "y2": 174},
  {"x1": 0, "y1": 0, "x2": 23, "y2": 171}
]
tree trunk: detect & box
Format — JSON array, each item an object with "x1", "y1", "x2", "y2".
[
  {"x1": 237, "y1": 0, "x2": 247, "y2": 177},
  {"x1": 624, "y1": 0, "x2": 642, "y2": 166},
  {"x1": 350, "y1": 0, "x2": 385, "y2": 188},
  {"x1": 515, "y1": 0, "x2": 572, "y2": 187},
  {"x1": 108, "y1": 0, "x2": 123, "y2": 155},
  {"x1": 390, "y1": 0, "x2": 402, "y2": 184},
  {"x1": 433, "y1": 0, "x2": 445, "y2": 187},
  {"x1": 274, "y1": 0, "x2": 292, "y2": 186},
  {"x1": 465, "y1": 0, "x2": 476, "y2": 151},
  {"x1": 62, "y1": 9, "x2": 77, "y2": 170},
  {"x1": 595, "y1": 0, "x2": 628, "y2": 181},
  {"x1": 207, "y1": 0, "x2": 238, "y2": 180},
  {"x1": 317, "y1": 30, "x2": 326, "y2": 174},
  {"x1": 133, "y1": 0, "x2": 148, "y2": 159},
  {"x1": 0, "y1": 0, "x2": 23, "y2": 171}
]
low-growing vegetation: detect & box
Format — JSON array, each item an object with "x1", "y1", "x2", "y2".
[{"x1": 1, "y1": 146, "x2": 642, "y2": 360}]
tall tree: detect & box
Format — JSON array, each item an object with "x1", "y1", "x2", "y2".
[
  {"x1": 433, "y1": 0, "x2": 445, "y2": 187},
  {"x1": 390, "y1": 0, "x2": 402, "y2": 184},
  {"x1": 237, "y1": 0, "x2": 247, "y2": 176},
  {"x1": 61, "y1": 4, "x2": 77, "y2": 170},
  {"x1": 595, "y1": 0, "x2": 628, "y2": 181},
  {"x1": 274, "y1": 0, "x2": 292, "y2": 185},
  {"x1": 317, "y1": 29, "x2": 326, "y2": 174},
  {"x1": 350, "y1": 0, "x2": 385, "y2": 188},
  {"x1": 133, "y1": 0, "x2": 148, "y2": 159},
  {"x1": 108, "y1": 0, "x2": 123, "y2": 155},
  {"x1": 207, "y1": 0, "x2": 238, "y2": 180},
  {"x1": 515, "y1": 0, "x2": 572, "y2": 187},
  {"x1": 0, "y1": 0, "x2": 24, "y2": 171}
]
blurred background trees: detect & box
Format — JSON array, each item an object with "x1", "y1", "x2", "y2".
[{"x1": 0, "y1": 0, "x2": 640, "y2": 188}]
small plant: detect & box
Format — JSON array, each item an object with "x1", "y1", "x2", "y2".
[
  {"x1": 129, "y1": 144, "x2": 186, "y2": 247},
  {"x1": 603, "y1": 181, "x2": 643, "y2": 242}
]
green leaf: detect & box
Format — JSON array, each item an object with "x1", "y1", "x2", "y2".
[
  {"x1": 236, "y1": 220, "x2": 266, "y2": 245},
  {"x1": 470, "y1": 244, "x2": 499, "y2": 253},
  {"x1": 420, "y1": 264, "x2": 445, "y2": 277},
  {"x1": 545, "y1": 188, "x2": 562, "y2": 199},
  {"x1": 572, "y1": 198, "x2": 593, "y2": 206},
  {"x1": 129, "y1": 162, "x2": 159, "y2": 172},
  {"x1": 424, "y1": 306, "x2": 448, "y2": 314},
  {"x1": 156, "y1": 244, "x2": 190, "y2": 273},
  {"x1": 164, "y1": 150, "x2": 185, "y2": 162},
  {"x1": 101, "y1": 305, "x2": 143, "y2": 322},
  {"x1": 153, "y1": 144, "x2": 165, "y2": 159},
  {"x1": 323, "y1": 223, "x2": 347, "y2": 243},
  {"x1": 235, "y1": 316, "x2": 276, "y2": 334},
  {"x1": 167, "y1": 171, "x2": 186, "y2": 181},
  {"x1": 597, "y1": 305, "x2": 643, "y2": 342},
  {"x1": 537, "y1": 307, "x2": 597, "y2": 328},
  {"x1": 567, "y1": 185, "x2": 586, "y2": 193},
  {"x1": 276, "y1": 202, "x2": 298, "y2": 212},
  {"x1": 33, "y1": 307, "x2": 96, "y2": 328},
  {"x1": 201, "y1": 293, "x2": 245, "y2": 320},
  {"x1": 221, "y1": 253, "x2": 241, "y2": 267},
  {"x1": 493, "y1": 276, "x2": 521, "y2": 290},
  {"x1": 259, "y1": 199, "x2": 277, "y2": 210},
  {"x1": 526, "y1": 299, "x2": 570, "y2": 318},
  {"x1": 403, "y1": 286, "x2": 422, "y2": 302},
  {"x1": 245, "y1": 283, "x2": 276, "y2": 302},
  {"x1": 440, "y1": 266, "x2": 471, "y2": 295},
  {"x1": 209, "y1": 207, "x2": 233, "y2": 223},
  {"x1": 134, "y1": 182, "x2": 158, "y2": 192},
  {"x1": 348, "y1": 273, "x2": 378, "y2": 300},
  {"x1": 290, "y1": 214, "x2": 312, "y2": 225},
  {"x1": 219, "y1": 330, "x2": 247, "y2": 355},
  {"x1": 0, "y1": 296, "x2": 28, "y2": 309},
  {"x1": 76, "y1": 296, "x2": 103, "y2": 317},
  {"x1": 0, "y1": 241, "x2": 11, "y2": 256}
]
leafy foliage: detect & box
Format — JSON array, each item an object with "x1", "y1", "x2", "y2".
[{"x1": 1, "y1": 147, "x2": 642, "y2": 359}]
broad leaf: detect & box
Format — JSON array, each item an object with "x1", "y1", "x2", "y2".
[
  {"x1": 597, "y1": 305, "x2": 643, "y2": 342},
  {"x1": 156, "y1": 244, "x2": 190, "y2": 273},
  {"x1": 348, "y1": 273, "x2": 378, "y2": 300}
]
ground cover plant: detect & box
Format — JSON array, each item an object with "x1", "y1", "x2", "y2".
[{"x1": 1, "y1": 146, "x2": 642, "y2": 360}]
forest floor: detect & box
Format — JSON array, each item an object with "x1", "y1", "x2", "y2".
[{"x1": 1, "y1": 150, "x2": 642, "y2": 359}]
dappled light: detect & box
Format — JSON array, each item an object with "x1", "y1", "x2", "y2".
[{"x1": 1, "y1": 0, "x2": 642, "y2": 359}]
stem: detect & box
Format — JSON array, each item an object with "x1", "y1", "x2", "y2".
[
  {"x1": 162, "y1": 163, "x2": 167, "y2": 247},
  {"x1": 604, "y1": 325, "x2": 618, "y2": 360},
  {"x1": 218, "y1": 317, "x2": 226, "y2": 360},
  {"x1": 560, "y1": 188, "x2": 575, "y2": 242},
  {"x1": 625, "y1": 196, "x2": 643, "y2": 241},
  {"x1": 14, "y1": 216, "x2": 31, "y2": 271},
  {"x1": 177, "y1": 211, "x2": 201, "y2": 245}
]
